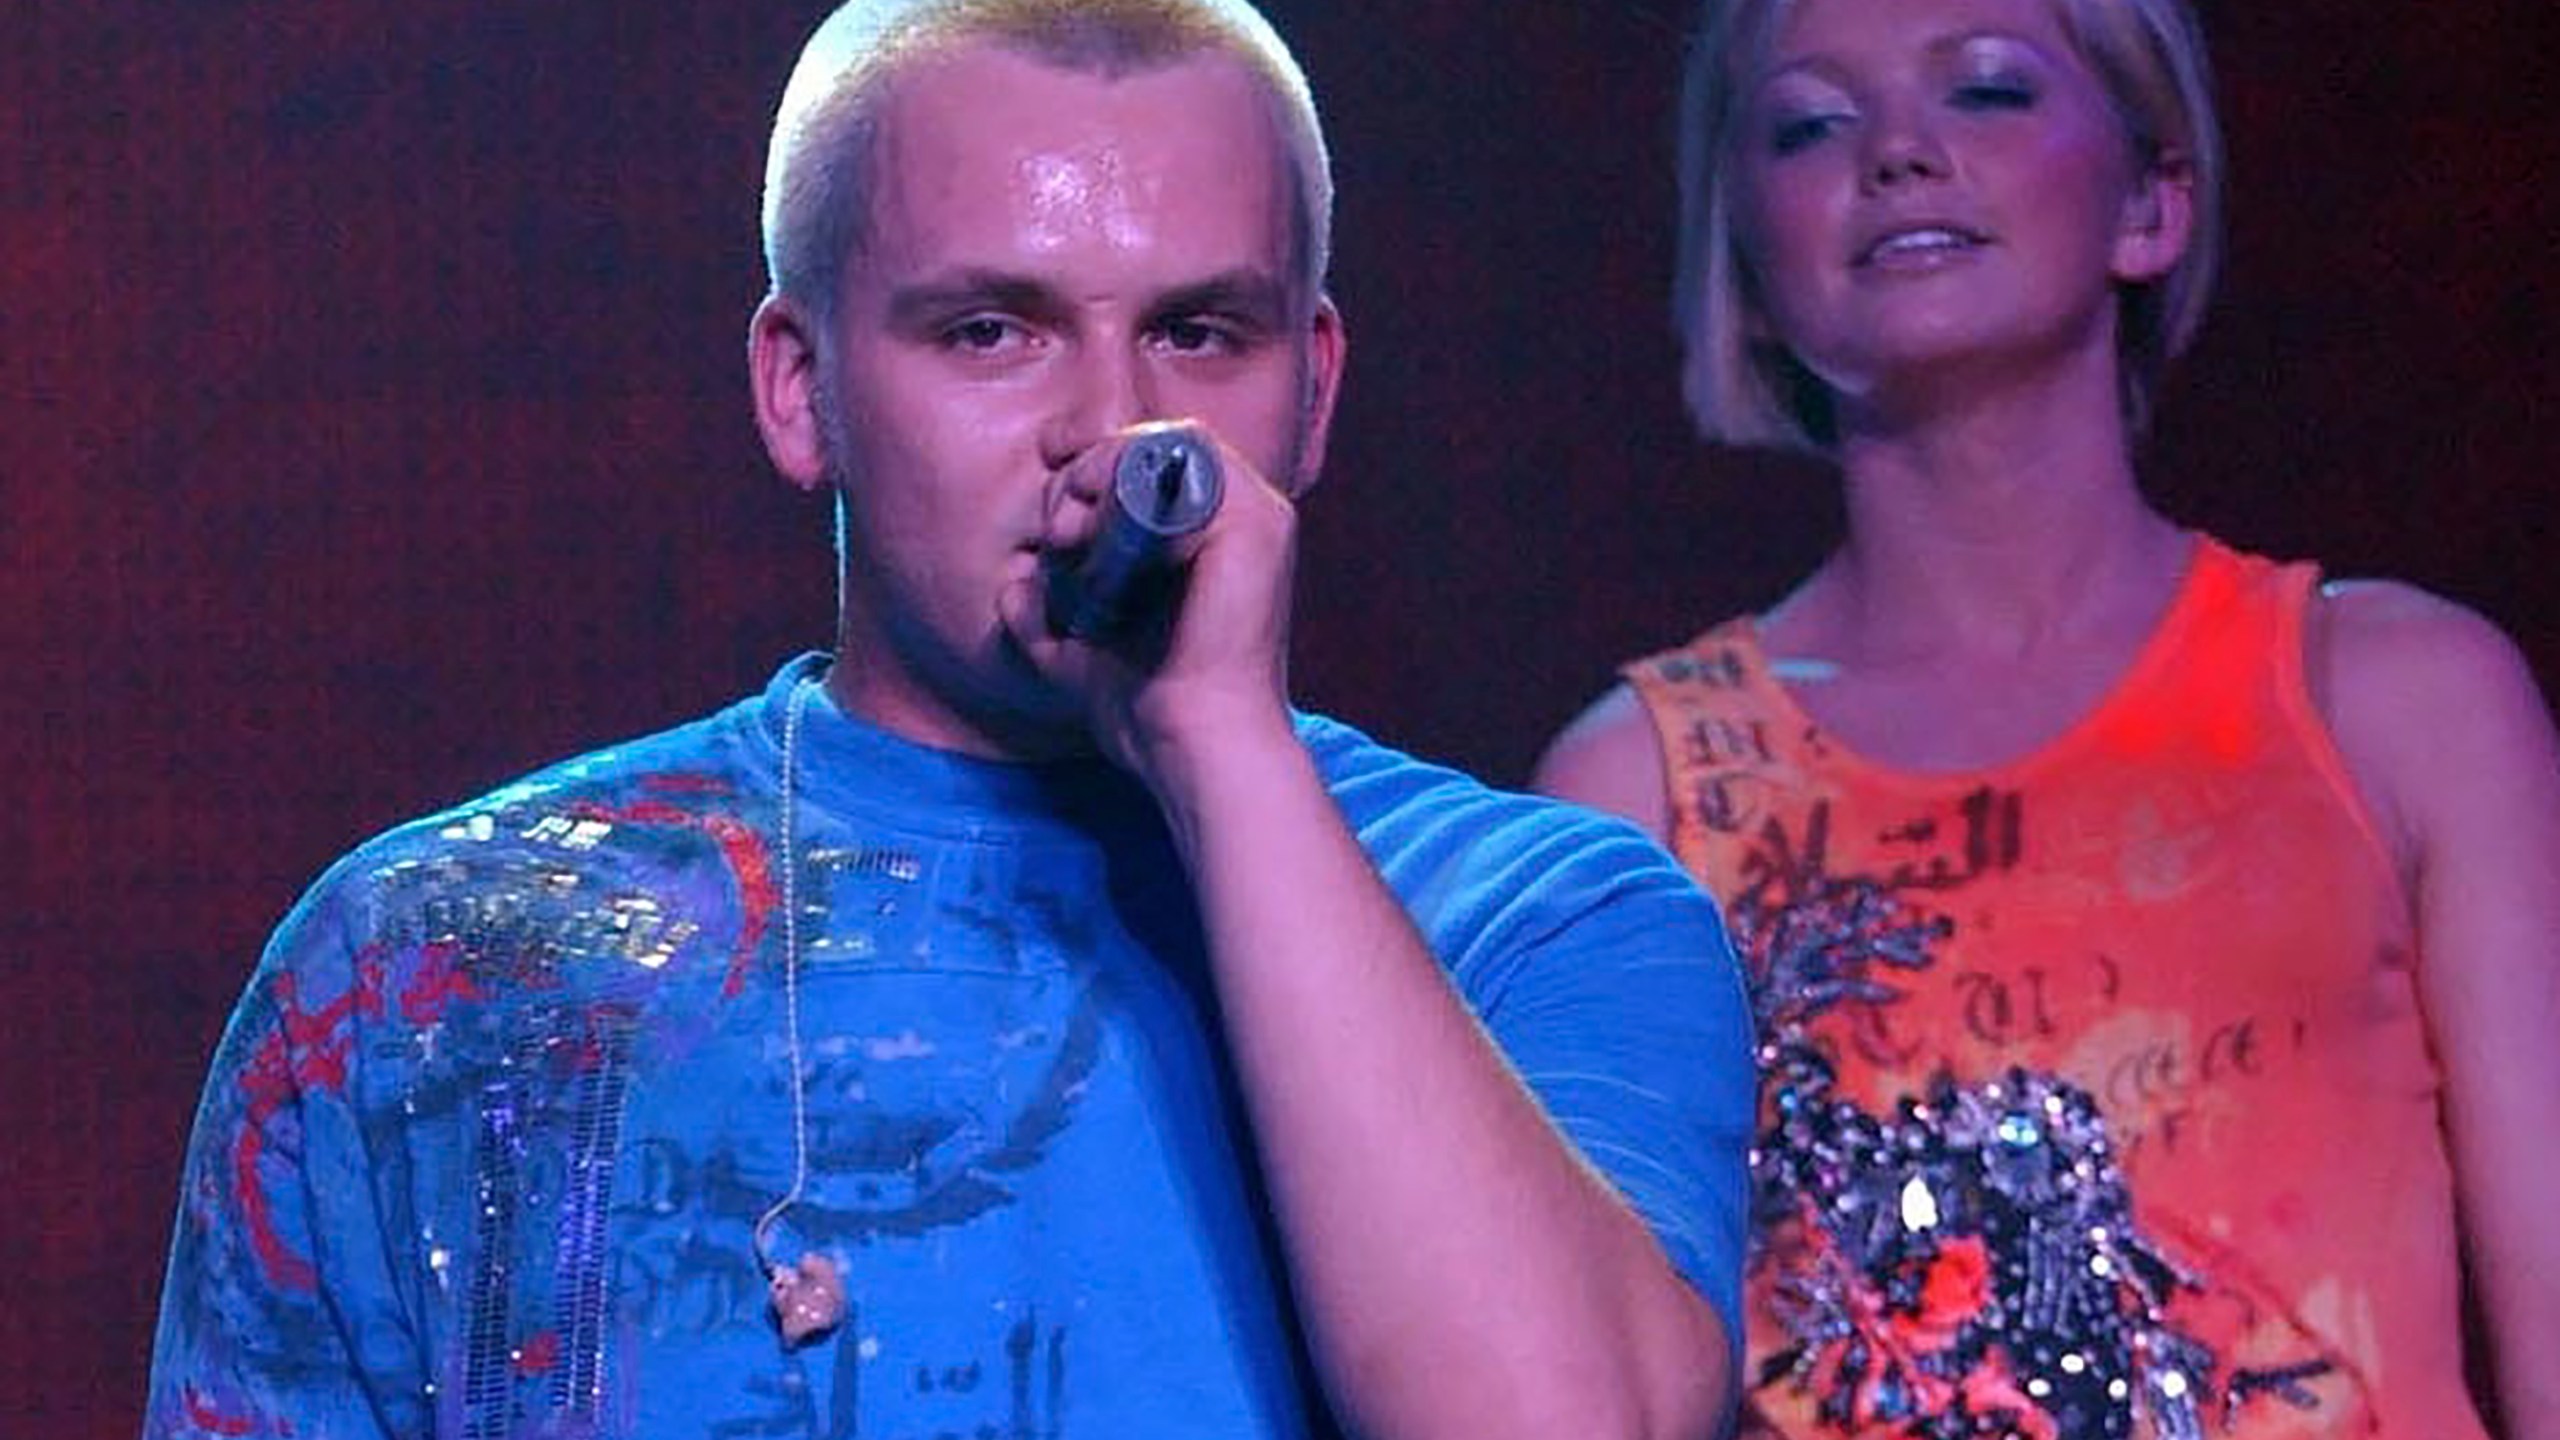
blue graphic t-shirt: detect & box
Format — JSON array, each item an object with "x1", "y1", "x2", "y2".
[{"x1": 145, "y1": 656, "x2": 1753, "y2": 1439}]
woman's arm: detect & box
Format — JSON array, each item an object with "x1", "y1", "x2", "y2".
[{"x1": 2320, "y1": 580, "x2": 2560, "y2": 1440}]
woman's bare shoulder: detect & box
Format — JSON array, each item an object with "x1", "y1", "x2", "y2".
[
  {"x1": 2313, "y1": 576, "x2": 2557, "y2": 861},
  {"x1": 2317, "y1": 579, "x2": 2546, "y2": 741},
  {"x1": 1532, "y1": 683, "x2": 1673, "y2": 845}
]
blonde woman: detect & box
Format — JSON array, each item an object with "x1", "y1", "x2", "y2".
[{"x1": 1537, "y1": 0, "x2": 2560, "y2": 1433}]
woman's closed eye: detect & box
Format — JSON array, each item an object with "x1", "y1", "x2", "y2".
[
  {"x1": 1950, "y1": 75, "x2": 2038, "y2": 112},
  {"x1": 1766, "y1": 104, "x2": 1855, "y2": 156}
]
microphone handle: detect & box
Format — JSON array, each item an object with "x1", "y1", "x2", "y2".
[{"x1": 1045, "y1": 427, "x2": 1224, "y2": 639}]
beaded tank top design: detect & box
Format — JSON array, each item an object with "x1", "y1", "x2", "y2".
[{"x1": 1624, "y1": 538, "x2": 2487, "y2": 1439}]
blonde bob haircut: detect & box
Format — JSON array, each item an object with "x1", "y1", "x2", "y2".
[
  {"x1": 761, "y1": 0, "x2": 1333, "y2": 338},
  {"x1": 1672, "y1": 0, "x2": 2224, "y2": 454}
]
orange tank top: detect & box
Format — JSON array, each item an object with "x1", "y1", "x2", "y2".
[{"x1": 1625, "y1": 538, "x2": 2484, "y2": 1439}]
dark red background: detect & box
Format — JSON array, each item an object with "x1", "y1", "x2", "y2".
[{"x1": 5, "y1": 1, "x2": 2553, "y2": 1430}]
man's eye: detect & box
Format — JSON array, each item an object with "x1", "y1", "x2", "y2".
[
  {"x1": 945, "y1": 317, "x2": 1018, "y2": 352},
  {"x1": 1156, "y1": 317, "x2": 1233, "y2": 354}
]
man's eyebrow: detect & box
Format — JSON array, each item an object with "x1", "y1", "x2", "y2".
[
  {"x1": 1150, "y1": 269, "x2": 1292, "y2": 322},
  {"x1": 884, "y1": 270, "x2": 1061, "y2": 327}
]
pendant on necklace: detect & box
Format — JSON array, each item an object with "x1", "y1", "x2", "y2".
[{"x1": 769, "y1": 1251, "x2": 847, "y2": 1346}]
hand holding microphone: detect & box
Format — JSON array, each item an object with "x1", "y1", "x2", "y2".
[
  {"x1": 1015, "y1": 417, "x2": 1302, "y2": 780},
  {"x1": 1044, "y1": 423, "x2": 1225, "y2": 641}
]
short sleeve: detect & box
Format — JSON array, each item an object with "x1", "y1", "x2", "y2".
[
  {"x1": 1306, "y1": 717, "x2": 1758, "y2": 1364},
  {"x1": 143, "y1": 877, "x2": 422, "y2": 1439},
  {"x1": 1458, "y1": 814, "x2": 1757, "y2": 1357}
]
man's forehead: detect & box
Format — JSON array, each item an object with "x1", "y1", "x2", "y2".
[
  {"x1": 861, "y1": 42, "x2": 1294, "y2": 271},
  {"x1": 874, "y1": 41, "x2": 1277, "y2": 162}
]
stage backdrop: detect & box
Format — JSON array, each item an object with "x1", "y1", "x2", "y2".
[{"x1": 5, "y1": 1, "x2": 2552, "y2": 1431}]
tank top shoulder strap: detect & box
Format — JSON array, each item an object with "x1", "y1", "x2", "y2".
[
  {"x1": 1619, "y1": 618, "x2": 1808, "y2": 877},
  {"x1": 2129, "y1": 538, "x2": 2397, "y2": 872},
  {"x1": 2079, "y1": 535, "x2": 2320, "y2": 761}
]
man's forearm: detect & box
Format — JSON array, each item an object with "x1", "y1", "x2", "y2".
[{"x1": 1147, "y1": 719, "x2": 1729, "y2": 1440}]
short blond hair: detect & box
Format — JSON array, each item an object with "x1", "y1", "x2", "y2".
[
  {"x1": 1672, "y1": 0, "x2": 2223, "y2": 454},
  {"x1": 761, "y1": 0, "x2": 1333, "y2": 335}
]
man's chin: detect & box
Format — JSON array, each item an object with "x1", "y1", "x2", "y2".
[{"x1": 957, "y1": 646, "x2": 1099, "y2": 761}]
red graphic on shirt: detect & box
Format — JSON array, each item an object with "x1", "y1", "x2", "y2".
[
  {"x1": 231, "y1": 940, "x2": 489, "y2": 1294},
  {"x1": 182, "y1": 1383, "x2": 265, "y2": 1436},
  {"x1": 567, "y1": 788, "x2": 776, "y2": 998},
  {"x1": 514, "y1": 1329, "x2": 561, "y2": 1376},
  {"x1": 232, "y1": 957, "x2": 387, "y2": 1292}
]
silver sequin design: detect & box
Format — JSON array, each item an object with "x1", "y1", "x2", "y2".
[
  {"x1": 371, "y1": 808, "x2": 697, "y2": 1436},
  {"x1": 1739, "y1": 872, "x2": 2332, "y2": 1437}
]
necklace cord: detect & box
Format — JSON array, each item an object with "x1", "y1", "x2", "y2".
[{"x1": 752, "y1": 676, "x2": 819, "y2": 1277}]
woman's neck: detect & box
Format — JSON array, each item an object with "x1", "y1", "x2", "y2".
[{"x1": 1785, "y1": 358, "x2": 2187, "y2": 666}]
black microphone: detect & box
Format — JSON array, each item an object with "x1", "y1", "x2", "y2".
[{"x1": 1044, "y1": 424, "x2": 1224, "y2": 640}]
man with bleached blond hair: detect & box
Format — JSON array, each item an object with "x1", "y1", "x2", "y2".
[{"x1": 143, "y1": 4, "x2": 1753, "y2": 1435}]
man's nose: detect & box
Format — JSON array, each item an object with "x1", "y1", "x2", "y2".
[{"x1": 1041, "y1": 343, "x2": 1161, "y2": 471}]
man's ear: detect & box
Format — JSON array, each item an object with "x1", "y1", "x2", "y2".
[
  {"x1": 2111, "y1": 149, "x2": 2196, "y2": 285},
  {"x1": 749, "y1": 294, "x2": 831, "y2": 491},
  {"x1": 1283, "y1": 296, "x2": 1347, "y2": 499}
]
